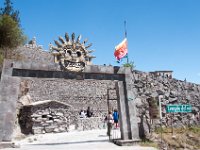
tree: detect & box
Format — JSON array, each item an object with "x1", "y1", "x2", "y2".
[
  {"x1": 0, "y1": 0, "x2": 20, "y2": 26},
  {"x1": 0, "y1": 0, "x2": 26, "y2": 70},
  {"x1": 0, "y1": 15, "x2": 26, "y2": 66},
  {"x1": 0, "y1": 15, "x2": 25, "y2": 48}
]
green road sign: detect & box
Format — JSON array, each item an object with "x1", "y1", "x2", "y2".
[{"x1": 166, "y1": 104, "x2": 192, "y2": 113}]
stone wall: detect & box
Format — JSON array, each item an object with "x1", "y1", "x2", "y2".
[
  {"x1": 18, "y1": 78, "x2": 117, "y2": 118},
  {"x1": 18, "y1": 100, "x2": 71, "y2": 134},
  {"x1": 0, "y1": 49, "x2": 134, "y2": 142},
  {"x1": 1, "y1": 47, "x2": 200, "y2": 143},
  {"x1": 76, "y1": 117, "x2": 105, "y2": 131},
  {"x1": 14, "y1": 46, "x2": 54, "y2": 65},
  {"x1": 131, "y1": 70, "x2": 200, "y2": 138},
  {"x1": 15, "y1": 77, "x2": 118, "y2": 134}
]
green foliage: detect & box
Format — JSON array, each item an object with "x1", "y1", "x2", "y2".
[
  {"x1": 154, "y1": 127, "x2": 170, "y2": 133},
  {"x1": 188, "y1": 126, "x2": 200, "y2": 133},
  {"x1": 140, "y1": 140, "x2": 158, "y2": 148},
  {"x1": 0, "y1": 52, "x2": 4, "y2": 69},
  {"x1": 123, "y1": 61, "x2": 135, "y2": 70},
  {"x1": 153, "y1": 126, "x2": 200, "y2": 149},
  {"x1": 0, "y1": 15, "x2": 26, "y2": 49},
  {"x1": 155, "y1": 126, "x2": 200, "y2": 134},
  {"x1": 0, "y1": 0, "x2": 26, "y2": 70},
  {"x1": 0, "y1": 0, "x2": 20, "y2": 26}
]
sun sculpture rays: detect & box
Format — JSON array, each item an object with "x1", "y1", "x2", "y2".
[{"x1": 50, "y1": 33, "x2": 95, "y2": 72}]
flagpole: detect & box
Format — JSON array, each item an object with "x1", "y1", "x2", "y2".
[
  {"x1": 124, "y1": 21, "x2": 127, "y2": 38},
  {"x1": 124, "y1": 21, "x2": 129, "y2": 64}
]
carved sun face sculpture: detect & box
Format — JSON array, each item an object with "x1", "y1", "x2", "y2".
[{"x1": 50, "y1": 33, "x2": 95, "y2": 72}]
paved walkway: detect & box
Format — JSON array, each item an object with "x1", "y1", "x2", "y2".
[{"x1": 4, "y1": 129, "x2": 157, "y2": 150}]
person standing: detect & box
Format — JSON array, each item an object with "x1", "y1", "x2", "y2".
[
  {"x1": 106, "y1": 111, "x2": 113, "y2": 136},
  {"x1": 79, "y1": 109, "x2": 86, "y2": 118},
  {"x1": 113, "y1": 109, "x2": 119, "y2": 128},
  {"x1": 86, "y1": 106, "x2": 93, "y2": 118}
]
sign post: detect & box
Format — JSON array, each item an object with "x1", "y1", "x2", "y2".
[
  {"x1": 166, "y1": 104, "x2": 192, "y2": 113},
  {"x1": 166, "y1": 104, "x2": 192, "y2": 138},
  {"x1": 158, "y1": 96, "x2": 163, "y2": 144}
]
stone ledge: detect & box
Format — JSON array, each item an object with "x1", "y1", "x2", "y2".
[
  {"x1": 0, "y1": 142, "x2": 20, "y2": 149},
  {"x1": 113, "y1": 139, "x2": 141, "y2": 146}
]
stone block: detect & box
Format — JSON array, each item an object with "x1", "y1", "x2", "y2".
[
  {"x1": 0, "y1": 116, "x2": 5, "y2": 142},
  {"x1": 21, "y1": 61, "x2": 31, "y2": 70},
  {"x1": 2, "y1": 112, "x2": 16, "y2": 141},
  {"x1": 39, "y1": 63, "x2": 49, "y2": 71},
  {"x1": 58, "y1": 126, "x2": 66, "y2": 132},
  {"x1": 53, "y1": 128, "x2": 60, "y2": 133},
  {"x1": 45, "y1": 126, "x2": 55, "y2": 133},
  {"x1": 45, "y1": 120, "x2": 53, "y2": 124},
  {"x1": 99, "y1": 66, "x2": 114, "y2": 74},
  {"x1": 0, "y1": 142, "x2": 20, "y2": 149},
  {"x1": 114, "y1": 139, "x2": 140, "y2": 146},
  {"x1": 13, "y1": 60, "x2": 23, "y2": 69},
  {"x1": 32, "y1": 127, "x2": 44, "y2": 134},
  {"x1": 48, "y1": 63, "x2": 59, "y2": 71},
  {"x1": 30, "y1": 62, "x2": 40, "y2": 70}
]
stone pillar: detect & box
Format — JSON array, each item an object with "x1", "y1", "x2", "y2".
[
  {"x1": 116, "y1": 67, "x2": 140, "y2": 145},
  {"x1": 125, "y1": 73, "x2": 140, "y2": 140},
  {"x1": 0, "y1": 60, "x2": 20, "y2": 142},
  {"x1": 116, "y1": 81, "x2": 130, "y2": 140}
]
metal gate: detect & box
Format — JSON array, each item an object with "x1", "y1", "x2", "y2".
[
  {"x1": 107, "y1": 88, "x2": 121, "y2": 142},
  {"x1": 109, "y1": 126, "x2": 121, "y2": 141}
]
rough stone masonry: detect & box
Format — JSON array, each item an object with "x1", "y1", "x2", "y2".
[
  {"x1": 0, "y1": 45, "x2": 139, "y2": 143},
  {"x1": 0, "y1": 45, "x2": 200, "y2": 144}
]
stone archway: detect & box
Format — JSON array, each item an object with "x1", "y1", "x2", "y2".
[{"x1": 0, "y1": 60, "x2": 141, "y2": 145}]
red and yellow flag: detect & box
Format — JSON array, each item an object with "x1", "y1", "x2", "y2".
[{"x1": 114, "y1": 38, "x2": 128, "y2": 61}]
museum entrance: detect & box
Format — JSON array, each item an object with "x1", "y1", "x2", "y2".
[
  {"x1": 1, "y1": 58, "x2": 141, "y2": 145},
  {"x1": 14, "y1": 69, "x2": 125, "y2": 138}
]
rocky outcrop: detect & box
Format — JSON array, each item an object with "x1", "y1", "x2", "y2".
[{"x1": 132, "y1": 70, "x2": 200, "y2": 139}]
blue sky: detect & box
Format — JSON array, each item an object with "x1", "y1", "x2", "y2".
[{"x1": 1, "y1": 0, "x2": 200, "y2": 84}]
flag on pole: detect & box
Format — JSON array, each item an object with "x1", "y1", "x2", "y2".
[{"x1": 114, "y1": 38, "x2": 128, "y2": 62}]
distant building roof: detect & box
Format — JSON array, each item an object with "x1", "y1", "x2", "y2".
[
  {"x1": 149, "y1": 70, "x2": 173, "y2": 78},
  {"x1": 149, "y1": 70, "x2": 173, "y2": 73}
]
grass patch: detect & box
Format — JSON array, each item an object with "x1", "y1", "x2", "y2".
[
  {"x1": 153, "y1": 125, "x2": 200, "y2": 149},
  {"x1": 188, "y1": 126, "x2": 200, "y2": 134},
  {"x1": 154, "y1": 126, "x2": 172, "y2": 133},
  {"x1": 140, "y1": 140, "x2": 158, "y2": 148}
]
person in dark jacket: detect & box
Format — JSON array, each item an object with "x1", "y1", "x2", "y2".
[{"x1": 86, "y1": 106, "x2": 93, "y2": 118}]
